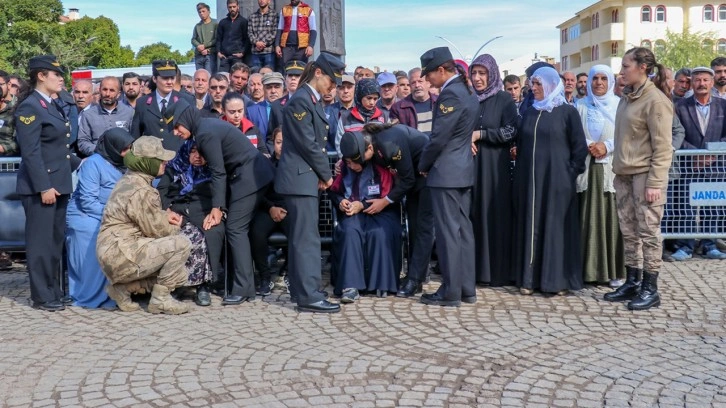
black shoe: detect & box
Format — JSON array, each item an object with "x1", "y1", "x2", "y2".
[
  {"x1": 604, "y1": 266, "x2": 641, "y2": 302},
  {"x1": 461, "y1": 295, "x2": 477, "y2": 304},
  {"x1": 396, "y1": 278, "x2": 422, "y2": 298},
  {"x1": 628, "y1": 270, "x2": 661, "y2": 311},
  {"x1": 195, "y1": 285, "x2": 211, "y2": 306},
  {"x1": 32, "y1": 300, "x2": 65, "y2": 312},
  {"x1": 60, "y1": 296, "x2": 74, "y2": 305},
  {"x1": 420, "y1": 292, "x2": 461, "y2": 307},
  {"x1": 221, "y1": 295, "x2": 251, "y2": 305},
  {"x1": 256, "y1": 278, "x2": 273, "y2": 296},
  {"x1": 296, "y1": 299, "x2": 340, "y2": 313}
]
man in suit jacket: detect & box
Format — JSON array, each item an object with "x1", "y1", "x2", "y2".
[
  {"x1": 275, "y1": 52, "x2": 345, "y2": 313},
  {"x1": 417, "y1": 47, "x2": 479, "y2": 307},
  {"x1": 672, "y1": 66, "x2": 726, "y2": 260},
  {"x1": 131, "y1": 60, "x2": 186, "y2": 152}
]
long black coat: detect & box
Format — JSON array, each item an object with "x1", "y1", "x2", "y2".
[
  {"x1": 513, "y1": 104, "x2": 588, "y2": 293},
  {"x1": 471, "y1": 91, "x2": 518, "y2": 285}
]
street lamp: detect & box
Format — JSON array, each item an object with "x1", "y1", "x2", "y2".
[{"x1": 435, "y1": 35, "x2": 503, "y2": 63}]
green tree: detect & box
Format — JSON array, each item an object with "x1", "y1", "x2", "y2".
[
  {"x1": 0, "y1": 0, "x2": 64, "y2": 24},
  {"x1": 135, "y1": 42, "x2": 189, "y2": 66},
  {"x1": 655, "y1": 28, "x2": 720, "y2": 70}
]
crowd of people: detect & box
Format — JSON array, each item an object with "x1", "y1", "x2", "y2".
[{"x1": 3, "y1": 0, "x2": 726, "y2": 315}]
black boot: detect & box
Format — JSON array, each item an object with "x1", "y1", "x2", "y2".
[
  {"x1": 604, "y1": 266, "x2": 641, "y2": 302},
  {"x1": 396, "y1": 278, "x2": 422, "y2": 298},
  {"x1": 628, "y1": 270, "x2": 660, "y2": 310}
]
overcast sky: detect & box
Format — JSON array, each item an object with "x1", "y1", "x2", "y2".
[{"x1": 61, "y1": 0, "x2": 595, "y2": 72}]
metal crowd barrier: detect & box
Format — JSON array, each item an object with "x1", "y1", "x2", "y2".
[
  {"x1": 0, "y1": 157, "x2": 21, "y2": 172},
  {"x1": 662, "y1": 149, "x2": 726, "y2": 239}
]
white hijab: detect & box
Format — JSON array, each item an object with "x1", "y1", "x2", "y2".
[
  {"x1": 585, "y1": 64, "x2": 619, "y2": 124},
  {"x1": 531, "y1": 67, "x2": 566, "y2": 113}
]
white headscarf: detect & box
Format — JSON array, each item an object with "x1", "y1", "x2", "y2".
[
  {"x1": 584, "y1": 64, "x2": 619, "y2": 124},
  {"x1": 531, "y1": 67, "x2": 566, "y2": 112}
]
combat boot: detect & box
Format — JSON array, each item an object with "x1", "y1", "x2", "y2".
[
  {"x1": 148, "y1": 284, "x2": 189, "y2": 315},
  {"x1": 106, "y1": 283, "x2": 141, "y2": 312},
  {"x1": 627, "y1": 271, "x2": 660, "y2": 311},
  {"x1": 603, "y1": 266, "x2": 641, "y2": 302}
]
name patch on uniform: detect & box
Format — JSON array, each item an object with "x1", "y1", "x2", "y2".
[
  {"x1": 439, "y1": 103, "x2": 454, "y2": 114},
  {"x1": 19, "y1": 115, "x2": 35, "y2": 125},
  {"x1": 293, "y1": 111, "x2": 307, "y2": 121}
]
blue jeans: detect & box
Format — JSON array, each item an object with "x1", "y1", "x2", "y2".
[
  {"x1": 251, "y1": 53, "x2": 275, "y2": 70},
  {"x1": 195, "y1": 54, "x2": 218, "y2": 74}
]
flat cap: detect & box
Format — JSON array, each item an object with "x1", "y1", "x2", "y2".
[
  {"x1": 262, "y1": 72, "x2": 284, "y2": 85},
  {"x1": 691, "y1": 66, "x2": 715, "y2": 76}
]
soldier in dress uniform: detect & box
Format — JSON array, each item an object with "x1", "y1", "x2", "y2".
[
  {"x1": 275, "y1": 52, "x2": 345, "y2": 313},
  {"x1": 417, "y1": 47, "x2": 479, "y2": 307},
  {"x1": 266, "y1": 60, "x2": 305, "y2": 147},
  {"x1": 131, "y1": 60, "x2": 187, "y2": 152},
  {"x1": 15, "y1": 55, "x2": 81, "y2": 311}
]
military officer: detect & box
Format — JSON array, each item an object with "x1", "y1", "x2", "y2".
[
  {"x1": 275, "y1": 52, "x2": 345, "y2": 313},
  {"x1": 16, "y1": 55, "x2": 81, "y2": 311},
  {"x1": 417, "y1": 47, "x2": 479, "y2": 307},
  {"x1": 131, "y1": 60, "x2": 186, "y2": 152},
  {"x1": 353, "y1": 122, "x2": 434, "y2": 298}
]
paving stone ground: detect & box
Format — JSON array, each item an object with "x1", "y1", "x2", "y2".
[{"x1": 1, "y1": 258, "x2": 725, "y2": 408}]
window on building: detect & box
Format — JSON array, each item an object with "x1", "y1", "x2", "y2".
[
  {"x1": 596, "y1": 12, "x2": 600, "y2": 27},
  {"x1": 719, "y1": 4, "x2": 726, "y2": 20},
  {"x1": 569, "y1": 23, "x2": 580, "y2": 40},
  {"x1": 611, "y1": 42, "x2": 619, "y2": 56},
  {"x1": 641, "y1": 6, "x2": 652, "y2": 22},
  {"x1": 654, "y1": 40, "x2": 666, "y2": 54},
  {"x1": 562, "y1": 56, "x2": 568, "y2": 71},
  {"x1": 591, "y1": 44, "x2": 599, "y2": 61},
  {"x1": 561, "y1": 29, "x2": 568, "y2": 44},
  {"x1": 704, "y1": 5, "x2": 714, "y2": 21},
  {"x1": 719, "y1": 39, "x2": 726, "y2": 54},
  {"x1": 641, "y1": 39, "x2": 652, "y2": 49},
  {"x1": 703, "y1": 39, "x2": 715, "y2": 51},
  {"x1": 611, "y1": 9, "x2": 619, "y2": 23},
  {"x1": 655, "y1": 5, "x2": 666, "y2": 22}
]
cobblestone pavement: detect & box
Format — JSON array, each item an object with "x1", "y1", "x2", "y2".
[{"x1": 1, "y1": 258, "x2": 725, "y2": 408}]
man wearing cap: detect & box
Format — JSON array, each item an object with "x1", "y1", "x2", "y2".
[
  {"x1": 275, "y1": 0, "x2": 317, "y2": 66},
  {"x1": 216, "y1": 0, "x2": 250, "y2": 73},
  {"x1": 266, "y1": 60, "x2": 305, "y2": 146},
  {"x1": 670, "y1": 66, "x2": 726, "y2": 261},
  {"x1": 275, "y1": 52, "x2": 345, "y2": 313},
  {"x1": 131, "y1": 60, "x2": 187, "y2": 152},
  {"x1": 97, "y1": 136, "x2": 192, "y2": 314},
  {"x1": 324, "y1": 74, "x2": 354, "y2": 152},
  {"x1": 16, "y1": 55, "x2": 81, "y2": 311},
  {"x1": 247, "y1": 71, "x2": 284, "y2": 152},
  {"x1": 417, "y1": 47, "x2": 478, "y2": 307},
  {"x1": 376, "y1": 72, "x2": 398, "y2": 114}
]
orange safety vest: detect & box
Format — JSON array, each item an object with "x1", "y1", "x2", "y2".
[{"x1": 280, "y1": 3, "x2": 312, "y2": 49}]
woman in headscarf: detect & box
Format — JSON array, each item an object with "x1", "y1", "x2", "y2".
[
  {"x1": 157, "y1": 140, "x2": 219, "y2": 306},
  {"x1": 66, "y1": 128, "x2": 134, "y2": 309},
  {"x1": 335, "y1": 78, "x2": 388, "y2": 157},
  {"x1": 576, "y1": 65, "x2": 625, "y2": 286},
  {"x1": 468, "y1": 54, "x2": 518, "y2": 286},
  {"x1": 513, "y1": 66, "x2": 588, "y2": 296}
]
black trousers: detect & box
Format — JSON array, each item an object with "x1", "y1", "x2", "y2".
[
  {"x1": 283, "y1": 194, "x2": 324, "y2": 305},
  {"x1": 219, "y1": 55, "x2": 245, "y2": 73},
  {"x1": 405, "y1": 187, "x2": 435, "y2": 282},
  {"x1": 429, "y1": 187, "x2": 475, "y2": 301},
  {"x1": 22, "y1": 194, "x2": 69, "y2": 303},
  {"x1": 249, "y1": 208, "x2": 289, "y2": 280},
  {"x1": 281, "y1": 46, "x2": 308, "y2": 68},
  {"x1": 226, "y1": 190, "x2": 263, "y2": 297}
]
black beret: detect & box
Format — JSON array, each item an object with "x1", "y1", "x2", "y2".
[
  {"x1": 420, "y1": 47, "x2": 453, "y2": 76},
  {"x1": 28, "y1": 55, "x2": 64, "y2": 74}
]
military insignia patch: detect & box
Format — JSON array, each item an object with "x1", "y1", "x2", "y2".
[
  {"x1": 146, "y1": 96, "x2": 153, "y2": 105},
  {"x1": 165, "y1": 116, "x2": 174, "y2": 124},
  {"x1": 39, "y1": 99, "x2": 47, "y2": 109},
  {"x1": 439, "y1": 104, "x2": 454, "y2": 114},
  {"x1": 293, "y1": 112, "x2": 307, "y2": 121},
  {"x1": 19, "y1": 115, "x2": 36, "y2": 125},
  {"x1": 392, "y1": 149, "x2": 402, "y2": 161}
]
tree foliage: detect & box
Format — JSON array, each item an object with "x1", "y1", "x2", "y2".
[{"x1": 655, "y1": 29, "x2": 720, "y2": 70}]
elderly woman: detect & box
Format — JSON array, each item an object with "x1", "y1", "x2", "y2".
[
  {"x1": 513, "y1": 66, "x2": 588, "y2": 296},
  {"x1": 468, "y1": 54, "x2": 518, "y2": 286},
  {"x1": 331, "y1": 131, "x2": 401, "y2": 302},
  {"x1": 66, "y1": 128, "x2": 134, "y2": 309},
  {"x1": 97, "y1": 136, "x2": 192, "y2": 315},
  {"x1": 157, "y1": 140, "x2": 219, "y2": 306},
  {"x1": 576, "y1": 65, "x2": 625, "y2": 286}
]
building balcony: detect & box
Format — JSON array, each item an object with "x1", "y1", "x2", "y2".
[{"x1": 589, "y1": 22, "x2": 624, "y2": 44}]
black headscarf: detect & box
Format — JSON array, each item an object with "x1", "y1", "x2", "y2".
[
  {"x1": 95, "y1": 128, "x2": 135, "y2": 171},
  {"x1": 172, "y1": 100, "x2": 201, "y2": 135},
  {"x1": 354, "y1": 78, "x2": 381, "y2": 119}
]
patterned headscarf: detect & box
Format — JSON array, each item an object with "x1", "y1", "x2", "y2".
[
  {"x1": 585, "y1": 64, "x2": 619, "y2": 124},
  {"x1": 354, "y1": 78, "x2": 381, "y2": 118},
  {"x1": 168, "y1": 139, "x2": 212, "y2": 196},
  {"x1": 531, "y1": 67, "x2": 566, "y2": 113},
  {"x1": 469, "y1": 54, "x2": 502, "y2": 102}
]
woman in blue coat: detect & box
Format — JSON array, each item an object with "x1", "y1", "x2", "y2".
[{"x1": 66, "y1": 128, "x2": 134, "y2": 308}]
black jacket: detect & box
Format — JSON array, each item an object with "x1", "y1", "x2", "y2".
[
  {"x1": 216, "y1": 13, "x2": 249, "y2": 56},
  {"x1": 131, "y1": 91, "x2": 186, "y2": 152},
  {"x1": 371, "y1": 124, "x2": 429, "y2": 202}
]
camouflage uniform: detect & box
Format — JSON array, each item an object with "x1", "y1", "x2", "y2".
[
  {"x1": 614, "y1": 173, "x2": 667, "y2": 272},
  {"x1": 97, "y1": 171, "x2": 191, "y2": 289},
  {"x1": 0, "y1": 101, "x2": 18, "y2": 156}
]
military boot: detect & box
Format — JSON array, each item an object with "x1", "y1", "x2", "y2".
[
  {"x1": 603, "y1": 266, "x2": 641, "y2": 302},
  {"x1": 106, "y1": 283, "x2": 141, "y2": 312},
  {"x1": 148, "y1": 284, "x2": 190, "y2": 315},
  {"x1": 627, "y1": 271, "x2": 661, "y2": 311}
]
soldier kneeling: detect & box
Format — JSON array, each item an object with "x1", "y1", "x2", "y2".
[{"x1": 97, "y1": 136, "x2": 191, "y2": 314}]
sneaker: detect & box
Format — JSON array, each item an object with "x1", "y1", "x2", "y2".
[
  {"x1": 705, "y1": 248, "x2": 726, "y2": 260},
  {"x1": 671, "y1": 249, "x2": 692, "y2": 261},
  {"x1": 340, "y1": 288, "x2": 359, "y2": 304},
  {"x1": 256, "y1": 278, "x2": 274, "y2": 296}
]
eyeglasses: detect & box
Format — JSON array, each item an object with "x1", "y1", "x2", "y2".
[{"x1": 209, "y1": 86, "x2": 227, "y2": 90}]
